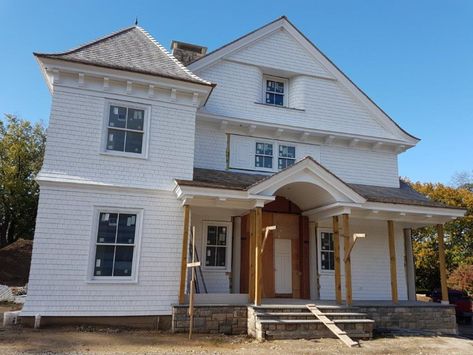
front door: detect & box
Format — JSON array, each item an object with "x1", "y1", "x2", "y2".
[{"x1": 274, "y1": 239, "x2": 292, "y2": 294}]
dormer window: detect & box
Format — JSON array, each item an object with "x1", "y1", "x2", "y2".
[{"x1": 264, "y1": 75, "x2": 287, "y2": 106}]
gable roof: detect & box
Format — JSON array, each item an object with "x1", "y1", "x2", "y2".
[
  {"x1": 189, "y1": 16, "x2": 419, "y2": 144},
  {"x1": 176, "y1": 160, "x2": 451, "y2": 209},
  {"x1": 34, "y1": 26, "x2": 213, "y2": 87}
]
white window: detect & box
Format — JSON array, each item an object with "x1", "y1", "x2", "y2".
[
  {"x1": 278, "y1": 145, "x2": 296, "y2": 170},
  {"x1": 91, "y1": 209, "x2": 142, "y2": 281},
  {"x1": 203, "y1": 222, "x2": 232, "y2": 270},
  {"x1": 263, "y1": 76, "x2": 288, "y2": 106},
  {"x1": 103, "y1": 101, "x2": 149, "y2": 158},
  {"x1": 255, "y1": 142, "x2": 273, "y2": 169},
  {"x1": 319, "y1": 231, "x2": 335, "y2": 272}
]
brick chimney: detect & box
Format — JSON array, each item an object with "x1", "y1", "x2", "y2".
[{"x1": 171, "y1": 41, "x2": 207, "y2": 66}]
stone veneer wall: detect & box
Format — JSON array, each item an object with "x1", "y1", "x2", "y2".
[
  {"x1": 172, "y1": 305, "x2": 247, "y2": 335},
  {"x1": 357, "y1": 304, "x2": 457, "y2": 335}
]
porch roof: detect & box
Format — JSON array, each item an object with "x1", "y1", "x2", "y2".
[{"x1": 176, "y1": 162, "x2": 453, "y2": 210}]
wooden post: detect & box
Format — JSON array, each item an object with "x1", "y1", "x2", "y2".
[
  {"x1": 188, "y1": 226, "x2": 196, "y2": 339},
  {"x1": 387, "y1": 220, "x2": 398, "y2": 303},
  {"x1": 248, "y1": 210, "x2": 256, "y2": 303},
  {"x1": 178, "y1": 205, "x2": 190, "y2": 305},
  {"x1": 342, "y1": 214, "x2": 352, "y2": 305},
  {"x1": 255, "y1": 207, "x2": 263, "y2": 305},
  {"x1": 332, "y1": 216, "x2": 342, "y2": 305},
  {"x1": 403, "y1": 228, "x2": 416, "y2": 301},
  {"x1": 436, "y1": 224, "x2": 449, "y2": 304}
]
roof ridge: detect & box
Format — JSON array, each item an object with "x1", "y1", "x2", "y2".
[
  {"x1": 136, "y1": 26, "x2": 211, "y2": 85},
  {"x1": 34, "y1": 25, "x2": 137, "y2": 57}
]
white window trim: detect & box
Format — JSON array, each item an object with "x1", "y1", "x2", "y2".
[
  {"x1": 317, "y1": 227, "x2": 335, "y2": 275},
  {"x1": 255, "y1": 139, "x2": 275, "y2": 172},
  {"x1": 277, "y1": 144, "x2": 296, "y2": 170},
  {"x1": 201, "y1": 221, "x2": 233, "y2": 272},
  {"x1": 86, "y1": 206, "x2": 144, "y2": 283},
  {"x1": 100, "y1": 99, "x2": 151, "y2": 160},
  {"x1": 254, "y1": 139, "x2": 296, "y2": 173},
  {"x1": 262, "y1": 75, "x2": 289, "y2": 107}
]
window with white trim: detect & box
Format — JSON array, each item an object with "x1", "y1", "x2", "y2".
[
  {"x1": 204, "y1": 223, "x2": 230, "y2": 268},
  {"x1": 255, "y1": 142, "x2": 273, "y2": 169},
  {"x1": 106, "y1": 103, "x2": 146, "y2": 155},
  {"x1": 264, "y1": 76, "x2": 287, "y2": 106},
  {"x1": 320, "y1": 231, "x2": 335, "y2": 271},
  {"x1": 93, "y1": 211, "x2": 139, "y2": 278},
  {"x1": 278, "y1": 145, "x2": 296, "y2": 170}
]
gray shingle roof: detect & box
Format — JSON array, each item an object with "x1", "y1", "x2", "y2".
[
  {"x1": 34, "y1": 26, "x2": 212, "y2": 86},
  {"x1": 176, "y1": 167, "x2": 449, "y2": 208}
]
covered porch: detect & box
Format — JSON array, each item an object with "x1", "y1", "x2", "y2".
[{"x1": 173, "y1": 158, "x2": 465, "y2": 308}]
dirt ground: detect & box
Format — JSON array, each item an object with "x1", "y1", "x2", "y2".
[
  {"x1": 0, "y1": 327, "x2": 472, "y2": 355},
  {"x1": 0, "y1": 239, "x2": 32, "y2": 286}
]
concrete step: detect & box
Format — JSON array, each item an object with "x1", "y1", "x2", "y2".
[{"x1": 255, "y1": 311, "x2": 367, "y2": 320}]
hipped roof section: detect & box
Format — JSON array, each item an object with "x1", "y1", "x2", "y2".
[{"x1": 34, "y1": 26, "x2": 213, "y2": 87}]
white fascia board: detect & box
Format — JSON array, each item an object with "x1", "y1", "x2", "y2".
[
  {"x1": 39, "y1": 57, "x2": 212, "y2": 97},
  {"x1": 174, "y1": 183, "x2": 275, "y2": 202},
  {"x1": 281, "y1": 22, "x2": 419, "y2": 146},
  {"x1": 362, "y1": 201, "x2": 466, "y2": 218},
  {"x1": 36, "y1": 175, "x2": 165, "y2": 195},
  {"x1": 188, "y1": 18, "x2": 286, "y2": 72},
  {"x1": 247, "y1": 159, "x2": 366, "y2": 204},
  {"x1": 197, "y1": 111, "x2": 416, "y2": 149}
]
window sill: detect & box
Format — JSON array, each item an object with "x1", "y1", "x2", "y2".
[
  {"x1": 100, "y1": 151, "x2": 148, "y2": 160},
  {"x1": 254, "y1": 102, "x2": 305, "y2": 112},
  {"x1": 86, "y1": 278, "x2": 138, "y2": 284}
]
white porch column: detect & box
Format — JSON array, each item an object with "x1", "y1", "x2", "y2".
[
  {"x1": 403, "y1": 228, "x2": 416, "y2": 301},
  {"x1": 232, "y1": 216, "x2": 242, "y2": 293}
]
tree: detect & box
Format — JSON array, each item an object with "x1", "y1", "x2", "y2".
[
  {"x1": 448, "y1": 264, "x2": 473, "y2": 296},
  {"x1": 409, "y1": 181, "x2": 473, "y2": 291},
  {"x1": 0, "y1": 114, "x2": 45, "y2": 247}
]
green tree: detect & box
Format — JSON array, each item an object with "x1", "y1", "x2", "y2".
[
  {"x1": 0, "y1": 114, "x2": 45, "y2": 247},
  {"x1": 409, "y1": 181, "x2": 473, "y2": 291}
]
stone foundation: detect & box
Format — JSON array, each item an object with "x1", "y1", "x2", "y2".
[
  {"x1": 357, "y1": 304, "x2": 457, "y2": 335},
  {"x1": 172, "y1": 305, "x2": 247, "y2": 335}
]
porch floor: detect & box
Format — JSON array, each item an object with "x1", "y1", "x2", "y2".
[{"x1": 260, "y1": 298, "x2": 448, "y2": 307}]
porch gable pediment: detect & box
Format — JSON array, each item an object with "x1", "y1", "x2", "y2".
[{"x1": 247, "y1": 157, "x2": 366, "y2": 205}]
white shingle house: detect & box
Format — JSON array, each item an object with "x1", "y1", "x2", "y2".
[{"x1": 23, "y1": 17, "x2": 464, "y2": 334}]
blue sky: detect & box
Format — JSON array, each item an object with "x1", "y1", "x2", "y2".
[{"x1": 1, "y1": 1, "x2": 471, "y2": 184}]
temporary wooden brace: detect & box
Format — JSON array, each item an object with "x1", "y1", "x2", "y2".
[
  {"x1": 178, "y1": 205, "x2": 190, "y2": 305},
  {"x1": 387, "y1": 220, "x2": 398, "y2": 303},
  {"x1": 343, "y1": 234, "x2": 366, "y2": 263},
  {"x1": 436, "y1": 224, "x2": 449, "y2": 304},
  {"x1": 261, "y1": 225, "x2": 276, "y2": 254},
  {"x1": 306, "y1": 304, "x2": 358, "y2": 348},
  {"x1": 187, "y1": 227, "x2": 199, "y2": 339},
  {"x1": 332, "y1": 216, "x2": 342, "y2": 305},
  {"x1": 342, "y1": 214, "x2": 352, "y2": 305},
  {"x1": 248, "y1": 210, "x2": 256, "y2": 303},
  {"x1": 254, "y1": 207, "x2": 263, "y2": 306}
]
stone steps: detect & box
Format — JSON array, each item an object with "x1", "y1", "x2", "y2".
[{"x1": 248, "y1": 305, "x2": 375, "y2": 341}]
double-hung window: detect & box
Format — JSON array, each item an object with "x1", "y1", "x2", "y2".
[
  {"x1": 93, "y1": 210, "x2": 141, "y2": 279},
  {"x1": 278, "y1": 145, "x2": 296, "y2": 169},
  {"x1": 255, "y1": 142, "x2": 273, "y2": 169},
  {"x1": 106, "y1": 103, "x2": 147, "y2": 156},
  {"x1": 264, "y1": 76, "x2": 287, "y2": 106},
  {"x1": 204, "y1": 223, "x2": 231, "y2": 269},
  {"x1": 320, "y1": 231, "x2": 335, "y2": 271}
]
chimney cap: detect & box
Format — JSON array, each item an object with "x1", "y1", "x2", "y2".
[{"x1": 171, "y1": 40, "x2": 207, "y2": 55}]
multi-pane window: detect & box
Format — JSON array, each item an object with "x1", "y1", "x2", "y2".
[
  {"x1": 278, "y1": 145, "x2": 296, "y2": 170},
  {"x1": 106, "y1": 105, "x2": 145, "y2": 154},
  {"x1": 94, "y1": 212, "x2": 137, "y2": 277},
  {"x1": 265, "y1": 78, "x2": 286, "y2": 106},
  {"x1": 255, "y1": 142, "x2": 273, "y2": 169},
  {"x1": 320, "y1": 232, "x2": 335, "y2": 271},
  {"x1": 205, "y1": 225, "x2": 228, "y2": 267}
]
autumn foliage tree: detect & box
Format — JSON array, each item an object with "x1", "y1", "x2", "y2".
[
  {"x1": 0, "y1": 114, "x2": 45, "y2": 247},
  {"x1": 409, "y1": 181, "x2": 473, "y2": 292}
]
